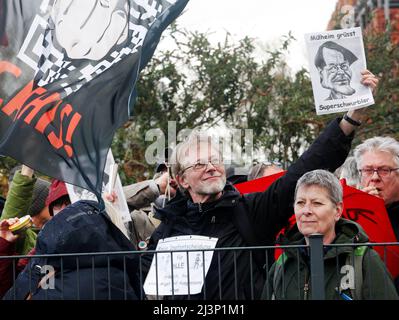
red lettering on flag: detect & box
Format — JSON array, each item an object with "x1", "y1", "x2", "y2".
[
  {"x1": 0, "y1": 61, "x2": 22, "y2": 106},
  {"x1": 0, "y1": 61, "x2": 21, "y2": 77},
  {"x1": 1, "y1": 81, "x2": 45, "y2": 119},
  {"x1": 63, "y1": 113, "x2": 81, "y2": 157},
  {"x1": 1, "y1": 65, "x2": 82, "y2": 158}
]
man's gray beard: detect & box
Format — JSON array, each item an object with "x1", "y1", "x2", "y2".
[{"x1": 198, "y1": 176, "x2": 227, "y2": 195}]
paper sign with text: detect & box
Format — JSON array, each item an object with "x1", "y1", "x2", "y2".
[
  {"x1": 144, "y1": 235, "x2": 218, "y2": 296},
  {"x1": 305, "y1": 27, "x2": 374, "y2": 115}
]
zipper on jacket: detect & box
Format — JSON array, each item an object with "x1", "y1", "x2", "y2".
[
  {"x1": 211, "y1": 216, "x2": 215, "y2": 223},
  {"x1": 198, "y1": 203, "x2": 202, "y2": 213},
  {"x1": 303, "y1": 282, "x2": 309, "y2": 300},
  {"x1": 304, "y1": 273, "x2": 309, "y2": 300}
]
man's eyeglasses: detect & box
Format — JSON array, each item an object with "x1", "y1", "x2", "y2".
[
  {"x1": 181, "y1": 158, "x2": 223, "y2": 174},
  {"x1": 326, "y1": 62, "x2": 350, "y2": 73},
  {"x1": 358, "y1": 167, "x2": 399, "y2": 178}
]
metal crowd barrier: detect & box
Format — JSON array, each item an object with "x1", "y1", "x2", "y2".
[{"x1": 0, "y1": 236, "x2": 398, "y2": 300}]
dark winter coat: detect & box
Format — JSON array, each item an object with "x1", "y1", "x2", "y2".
[
  {"x1": 386, "y1": 201, "x2": 399, "y2": 292},
  {"x1": 143, "y1": 118, "x2": 354, "y2": 300},
  {"x1": 0, "y1": 196, "x2": 5, "y2": 215},
  {"x1": 3, "y1": 201, "x2": 142, "y2": 300},
  {"x1": 0, "y1": 239, "x2": 35, "y2": 299},
  {"x1": 262, "y1": 219, "x2": 399, "y2": 300}
]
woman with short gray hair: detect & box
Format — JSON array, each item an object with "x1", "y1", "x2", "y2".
[{"x1": 262, "y1": 169, "x2": 398, "y2": 300}]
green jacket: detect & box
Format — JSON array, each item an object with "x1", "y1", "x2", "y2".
[
  {"x1": 1, "y1": 171, "x2": 37, "y2": 255},
  {"x1": 262, "y1": 218, "x2": 398, "y2": 300}
]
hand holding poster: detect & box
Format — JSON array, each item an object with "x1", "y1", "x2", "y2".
[{"x1": 305, "y1": 27, "x2": 374, "y2": 115}]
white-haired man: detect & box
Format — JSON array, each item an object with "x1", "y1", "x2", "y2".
[{"x1": 354, "y1": 136, "x2": 399, "y2": 291}]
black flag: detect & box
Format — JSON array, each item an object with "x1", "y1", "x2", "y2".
[{"x1": 0, "y1": 0, "x2": 189, "y2": 197}]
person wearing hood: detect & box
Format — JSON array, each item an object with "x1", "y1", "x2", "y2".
[{"x1": 262, "y1": 169, "x2": 398, "y2": 300}]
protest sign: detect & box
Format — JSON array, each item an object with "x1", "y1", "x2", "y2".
[
  {"x1": 144, "y1": 235, "x2": 218, "y2": 296},
  {"x1": 305, "y1": 27, "x2": 374, "y2": 115}
]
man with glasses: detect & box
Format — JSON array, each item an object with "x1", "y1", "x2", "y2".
[
  {"x1": 354, "y1": 137, "x2": 399, "y2": 209},
  {"x1": 315, "y1": 41, "x2": 358, "y2": 101},
  {"x1": 354, "y1": 137, "x2": 399, "y2": 236},
  {"x1": 354, "y1": 136, "x2": 399, "y2": 292},
  {"x1": 142, "y1": 69, "x2": 379, "y2": 299}
]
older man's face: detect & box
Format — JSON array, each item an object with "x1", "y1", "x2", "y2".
[
  {"x1": 177, "y1": 142, "x2": 226, "y2": 202},
  {"x1": 359, "y1": 150, "x2": 399, "y2": 206},
  {"x1": 319, "y1": 47, "x2": 355, "y2": 97}
]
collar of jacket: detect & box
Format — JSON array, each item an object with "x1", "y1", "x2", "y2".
[
  {"x1": 154, "y1": 181, "x2": 241, "y2": 221},
  {"x1": 386, "y1": 201, "x2": 399, "y2": 241},
  {"x1": 387, "y1": 201, "x2": 399, "y2": 214},
  {"x1": 277, "y1": 218, "x2": 369, "y2": 260}
]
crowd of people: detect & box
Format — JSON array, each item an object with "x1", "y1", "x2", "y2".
[{"x1": 0, "y1": 69, "x2": 398, "y2": 300}]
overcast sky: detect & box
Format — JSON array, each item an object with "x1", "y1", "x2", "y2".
[{"x1": 159, "y1": 0, "x2": 338, "y2": 73}]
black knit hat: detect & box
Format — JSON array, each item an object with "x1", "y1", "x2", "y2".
[{"x1": 28, "y1": 178, "x2": 50, "y2": 217}]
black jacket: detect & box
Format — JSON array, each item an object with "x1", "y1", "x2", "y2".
[
  {"x1": 387, "y1": 202, "x2": 399, "y2": 242},
  {"x1": 4, "y1": 201, "x2": 142, "y2": 300},
  {"x1": 387, "y1": 201, "x2": 399, "y2": 292},
  {"x1": 0, "y1": 196, "x2": 4, "y2": 215},
  {"x1": 143, "y1": 118, "x2": 354, "y2": 300}
]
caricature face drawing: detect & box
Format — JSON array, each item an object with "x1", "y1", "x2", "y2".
[
  {"x1": 319, "y1": 47, "x2": 355, "y2": 99},
  {"x1": 51, "y1": 0, "x2": 129, "y2": 61},
  {"x1": 315, "y1": 41, "x2": 358, "y2": 101}
]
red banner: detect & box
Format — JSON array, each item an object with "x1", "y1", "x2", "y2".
[
  {"x1": 234, "y1": 171, "x2": 286, "y2": 194},
  {"x1": 342, "y1": 180, "x2": 399, "y2": 278}
]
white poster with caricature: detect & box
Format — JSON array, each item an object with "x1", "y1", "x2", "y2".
[
  {"x1": 66, "y1": 150, "x2": 131, "y2": 224},
  {"x1": 305, "y1": 27, "x2": 374, "y2": 115}
]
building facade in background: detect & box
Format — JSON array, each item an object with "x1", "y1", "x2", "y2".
[{"x1": 328, "y1": 0, "x2": 399, "y2": 44}]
